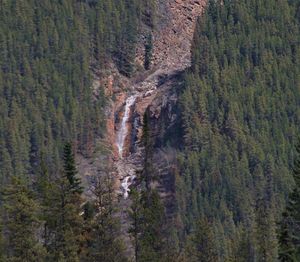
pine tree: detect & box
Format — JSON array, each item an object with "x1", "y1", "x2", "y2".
[
  {"x1": 278, "y1": 211, "x2": 298, "y2": 261},
  {"x1": 179, "y1": 0, "x2": 300, "y2": 259},
  {"x1": 255, "y1": 197, "x2": 278, "y2": 262},
  {"x1": 141, "y1": 112, "x2": 154, "y2": 191},
  {"x1": 36, "y1": 156, "x2": 54, "y2": 249},
  {"x1": 43, "y1": 143, "x2": 84, "y2": 261},
  {"x1": 1, "y1": 177, "x2": 46, "y2": 261},
  {"x1": 63, "y1": 142, "x2": 82, "y2": 194},
  {"x1": 255, "y1": 157, "x2": 278, "y2": 261},
  {"x1": 144, "y1": 33, "x2": 153, "y2": 70},
  {"x1": 139, "y1": 190, "x2": 166, "y2": 262},
  {"x1": 185, "y1": 217, "x2": 218, "y2": 262},
  {"x1": 278, "y1": 140, "x2": 300, "y2": 261},
  {"x1": 87, "y1": 174, "x2": 127, "y2": 262},
  {"x1": 43, "y1": 171, "x2": 84, "y2": 261},
  {"x1": 128, "y1": 187, "x2": 166, "y2": 261},
  {"x1": 128, "y1": 189, "x2": 143, "y2": 262}
]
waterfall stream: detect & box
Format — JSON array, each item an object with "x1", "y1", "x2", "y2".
[
  {"x1": 117, "y1": 95, "x2": 136, "y2": 158},
  {"x1": 116, "y1": 95, "x2": 137, "y2": 198}
]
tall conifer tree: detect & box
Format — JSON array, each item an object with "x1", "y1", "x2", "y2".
[
  {"x1": 279, "y1": 141, "x2": 300, "y2": 261},
  {"x1": 1, "y1": 177, "x2": 46, "y2": 261}
]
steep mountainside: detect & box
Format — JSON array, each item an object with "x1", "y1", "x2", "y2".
[
  {"x1": 0, "y1": 0, "x2": 146, "y2": 183},
  {"x1": 107, "y1": 1, "x2": 206, "y2": 256},
  {"x1": 0, "y1": 0, "x2": 299, "y2": 261},
  {"x1": 111, "y1": 0, "x2": 206, "y2": 195},
  {"x1": 112, "y1": 0, "x2": 300, "y2": 260},
  {"x1": 163, "y1": 0, "x2": 300, "y2": 260}
]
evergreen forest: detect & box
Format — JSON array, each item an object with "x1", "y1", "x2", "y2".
[
  {"x1": 0, "y1": 0, "x2": 299, "y2": 261},
  {"x1": 177, "y1": 0, "x2": 300, "y2": 260}
]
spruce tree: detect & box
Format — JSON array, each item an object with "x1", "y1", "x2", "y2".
[
  {"x1": 43, "y1": 173, "x2": 83, "y2": 261},
  {"x1": 87, "y1": 175, "x2": 127, "y2": 262},
  {"x1": 1, "y1": 177, "x2": 46, "y2": 261},
  {"x1": 141, "y1": 112, "x2": 154, "y2": 191},
  {"x1": 278, "y1": 211, "x2": 298, "y2": 261},
  {"x1": 43, "y1": 143, "x2": 84, "y2": 261},
  {"x1": 278, "y1": 141, "x2": 300, "y2": 261},
  {"x1": 185, "y1": 218, "x2": 218, "y2": 262},
  {"x1": 144, "y1": 33, "x2": 153, "y2": 70},
  {"x1": 63, "y1": 142, "x2": 82, "y2": 194},
  {"x1": 139, "y1": 190, "x2": 166, "y2": 262},
  {"x1": 36, "y1": 156, "x2": 53, "y2": 249},
  {"x1": 129, "y1": 189, "x2": 166, "y2": 262},
  {"x1": 128, "y1": 189, "x2": 143, "y2": 262}
]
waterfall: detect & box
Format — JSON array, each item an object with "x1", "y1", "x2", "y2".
[
  {"x1": 117, "y1": 95, "x2": 136, "y2": 158},
  {"x1": 116, "y1": 95, "x2": 137, "y2": 199},
  {"x1": 121, "y1": 175, "x2": 136, "y2": 199}
]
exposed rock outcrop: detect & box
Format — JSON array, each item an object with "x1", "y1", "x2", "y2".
[
  {"x1": 136, "y1": 0, "x2": 205, "y2": 71},
  {"x1": 79, "y1": 0, "x2": 206, "y2": 194},
  {"x1": 114, "y1": 0, "x2": 206, "y2": 195},
  {"x1": 93, "y1": 0, "x2": 207, "y2": 257}
]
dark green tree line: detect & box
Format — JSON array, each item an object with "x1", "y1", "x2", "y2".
[
  {"x1": 0, "y1": 142, "x2": 127, "y2": 261},
  {"x1": 278, "y1": 140, "x2": 300, "y2": 261},
  {"x1": 176, "y1": 0, "x2": 300, "y2": 260}
]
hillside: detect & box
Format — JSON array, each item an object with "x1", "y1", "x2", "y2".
[
  {"x1": 177, "y1": 0, "x2": 300, "y2": 260},
  {"x1": 0, "y1": 0, "x2": 299, "y2": 261}
]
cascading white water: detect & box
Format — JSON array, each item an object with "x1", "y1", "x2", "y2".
[
  {"x1": 117, "y1": 95, "x2": 136, "y2": 158},
  {"x1": 116, "y1": 95, "x2": 137, "y2": 199},
  {"x1": 121, "y1": 174, "x2": 136, "y2": 199}
]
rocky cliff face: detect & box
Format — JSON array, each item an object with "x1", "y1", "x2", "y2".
[
  {"x1": 136, "y1": 0, "x2": 206, "y2": 70},
  {"x1": 78, "y1": 0, "x2": 206, "y2": 206},
  {"x1": 84, "y1": 0, "x2": 207, "y2": 255},
  {"x1": 113, "y1": 0, "x2": 206, "y2": 198}
]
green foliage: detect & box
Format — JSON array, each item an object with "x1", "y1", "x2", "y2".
[
  {"x1": 0, "y1": 218, "x2": 3, "y2": 262},
  {"x1": 0, "y1": 0, "x2": 107, "y2": 185},
  {"x1": 0, "y1": 0, "x2": 153, "y2": 186},
  {"x1": 177, "y1": 0, "x2": 300, "y2": 260},
  {"x1": 1, "y1": 177, "x2": 46, "y2": 261},
  {"x1": 63, "y1": 142, "x2": 83, "y2": 194},
  {"x1": 128, "y1": 189, "x2": 143, "y2": 261},
  {"x1": 129, "y1": 114, "x2": 168, "y2": 262},
  {"x1": 278, "y1": 140, "x2": 300, "y2": 261},
  {"x1": 43, "y1": 167, "x2": 84, "y2": 261},
  {"x1": 86, "y1": 175, "x2": 127, "y2": 262},
  {"x1": 16, "y1": 144, "x2": 126, "y2": 261},
  {"x1": 0, "y1": 1, "x2": 155, "y2": 260},
  {"x1": 185, "y1": 218, "x2": 218, "y2": 262},
  {"x1": 144, "y1": 33, "x2": 153, "y2": 70},
  {"x1": 26, "y1": 143, "x2": 84, "y2": 261},
  {"x1": 0, "y1": 0, "x2": 298, "y2": 260},
  {"x1": 129, "y1": 188, "x2": 167, "y2": 262},
  {"x1": 141, "y1": 112, "x2": 155, "y2": 190},
  {"x1": 129, "y1": 111, "x2": 171, "y2": 261},
  {"x1": 139, "y1": 190, "x2": 166, "y2": 262}
]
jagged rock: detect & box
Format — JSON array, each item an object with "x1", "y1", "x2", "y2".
[
  {"x1": 99, "y1": 0, "x2": 208, "y2": 257},
  {"x1": 136, "y1": 0, "x2": 205, "y2": 71},
  {"x1": 74, "y1": 2, "x2": 207, "y2": 257},
  {"x1": 113, "y1": 0, "x2": 206, "y2": 197}
]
